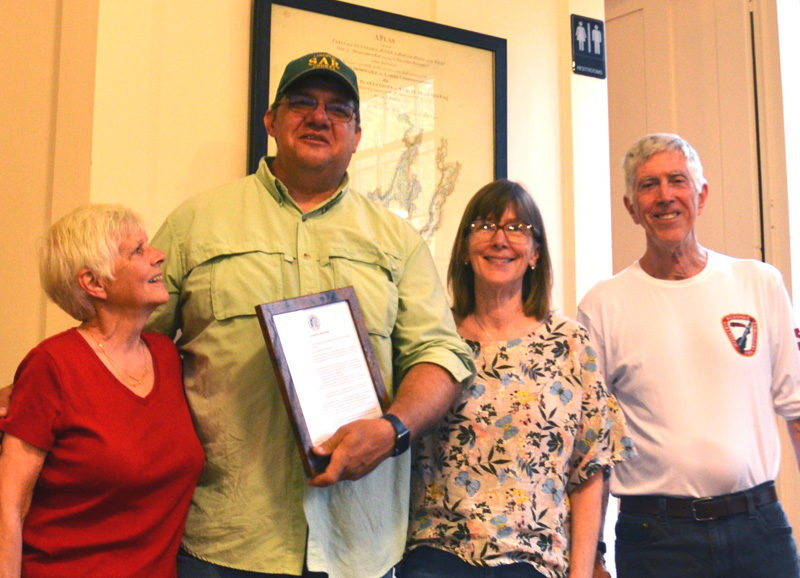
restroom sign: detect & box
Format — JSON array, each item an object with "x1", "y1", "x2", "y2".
[{"x1": 571, "y1": 14, "x2": 606, "y2": 79}]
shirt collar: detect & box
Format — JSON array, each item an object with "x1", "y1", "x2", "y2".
[{"x1": 256, "y1": 157, "x2": 349, "y2": 215}]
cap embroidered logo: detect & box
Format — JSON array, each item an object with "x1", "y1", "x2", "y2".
[{"x1": 308, "y1": 54, "x2": 340, "y2": 71}]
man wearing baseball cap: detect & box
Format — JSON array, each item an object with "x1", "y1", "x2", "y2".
[{"x1": 147, "y1": 52, "x2": 475, "y2": 577}]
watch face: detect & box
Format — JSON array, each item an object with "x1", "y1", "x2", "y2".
[{"x1": 394, "y1": 428, "x2": 410, "y2": 456}]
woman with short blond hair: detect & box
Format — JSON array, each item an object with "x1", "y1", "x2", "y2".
[{"x1": 0, "y1": 204, "x2": 203, "y2": 578}]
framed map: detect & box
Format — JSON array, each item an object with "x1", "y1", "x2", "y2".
[{"x1": 249, "y1": 0, "x2": 506, "y2": 277}]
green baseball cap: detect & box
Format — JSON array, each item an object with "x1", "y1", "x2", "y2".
[{"x1": 274, "y1": 52, "x2": 359, "y2": 104}]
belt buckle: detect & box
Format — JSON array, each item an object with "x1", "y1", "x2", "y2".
[{"x1": 691, "y1": 497, "x2": 717, "y2": 521}]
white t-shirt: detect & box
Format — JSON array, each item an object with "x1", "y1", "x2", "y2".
[{"x1": 577, "y1": 250, "x2": 800, "y2": 497}]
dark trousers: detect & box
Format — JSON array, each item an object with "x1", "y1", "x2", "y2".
[
  {"x1": 177, "y1": 550, "x2": 394, "y2": 578},
  {"x1": 615, "y1": 495, "x2": 800, "y2": 578},
  {"x1": 400, "y1": 546, "x2": 547, "y2": 578}
]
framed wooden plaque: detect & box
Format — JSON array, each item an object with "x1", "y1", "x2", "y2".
[{"x1": 255, "y1": 286, "x2": 389, "y2": 476}]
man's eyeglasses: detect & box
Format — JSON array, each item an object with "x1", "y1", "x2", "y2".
[
  {"x1": 468, "y1": 220, "x2": 534, "y2": 242},
  {"x1": 282, "y1": 94, "x2": 356, "y2": 123}
]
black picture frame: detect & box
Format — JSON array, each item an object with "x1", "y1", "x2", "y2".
[{"x1": 248, "y1": 0, "x2": 507, "y2": 179}]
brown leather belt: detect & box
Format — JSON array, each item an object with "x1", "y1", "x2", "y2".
[{"x1": 619, "y1": 481, "x2": 778, "y2": 521}]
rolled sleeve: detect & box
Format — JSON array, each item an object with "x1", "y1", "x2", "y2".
[{"x1": 390, "y1": 236, "x2": 475, "y2": 387}]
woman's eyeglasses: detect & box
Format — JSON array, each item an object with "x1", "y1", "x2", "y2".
[{"x1": 468, "y1": 220, "x2": 534, "y2": 243}]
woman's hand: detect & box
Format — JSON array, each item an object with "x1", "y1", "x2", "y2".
[
  {"x1": 0, "y1": 384, "x2": 11, "y2": 417},
  {"x1": 593, "y1": 553, "x2": 612, "y2": 578},
  {"x1": 0, "y1": 385, "x2": 13, "y2": 456}
]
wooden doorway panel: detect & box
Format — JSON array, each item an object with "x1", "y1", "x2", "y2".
[{"x1": 606, "y1": 0, "x2": 762, "y2": 273}]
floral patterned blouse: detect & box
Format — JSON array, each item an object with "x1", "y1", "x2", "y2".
[{"x1": 408, "y1": 313, "x2": 634, "y2": 578}]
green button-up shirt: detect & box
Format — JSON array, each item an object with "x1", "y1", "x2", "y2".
[{"x1": 147, "y1": 158, "x2": 474, "y2": 577}]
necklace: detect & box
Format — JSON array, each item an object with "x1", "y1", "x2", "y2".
[
  {"x1": 472, "y1": 313, "x2": 542, "y2": 344},
  {"x1": 472, "y1": 314, "x2": 505, "y2": 343},
  {"x1": 84, "y1": 330, "x2": 151, "y2": 388}
]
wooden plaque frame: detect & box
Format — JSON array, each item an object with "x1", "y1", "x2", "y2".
[{"x1": 255, "y1": 286, "x2": 389, "y2": 476}]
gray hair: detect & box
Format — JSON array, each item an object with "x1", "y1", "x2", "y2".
[
  {"x1": 623, "y1": 133, "x2": 706, "y2": 200},
  {"x1": 40, "y1": 204, "x2": 145, "y2": 321}
]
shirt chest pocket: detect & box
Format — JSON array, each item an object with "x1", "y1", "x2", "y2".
[
  {"x1": 210, "y1": 251, "x2": 288, "y2": 320},
  {"x1": 328, "y1": 250, "x2": 399, "y2": 340}
]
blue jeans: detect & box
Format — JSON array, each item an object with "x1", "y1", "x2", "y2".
[
  {"x1": 615, "y1": 500, "x2": 800, "y2": 578},
  {"x1": 400, "y1": 547, "x2": 547, "y2": 578},
  {"x1": 177, "y1": 551, "x2": 393, "y2": 578}
]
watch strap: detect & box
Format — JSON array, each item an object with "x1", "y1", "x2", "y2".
[{"x1": 381, "y1": 413, "x2": 410, "y2": 456}]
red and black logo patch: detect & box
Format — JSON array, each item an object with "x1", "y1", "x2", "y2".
[{"x1": 721, "y1": 314, "x2": 758, "y2": 356}]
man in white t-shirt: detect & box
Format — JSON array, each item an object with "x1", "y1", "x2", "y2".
[{"x1": 578, "y1": 133, "x2": 800, "y2": 578}]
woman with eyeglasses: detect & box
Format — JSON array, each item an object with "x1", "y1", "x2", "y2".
[{"x1": 403, "y1": 180, "x2": 633, "y2": 578}]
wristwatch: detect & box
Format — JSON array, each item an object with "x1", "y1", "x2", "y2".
[{"x1": 381, "y1": 413, "x2": 410, "y2": 456}]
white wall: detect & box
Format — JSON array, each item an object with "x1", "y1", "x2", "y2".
[{"x1": 91, "y1": 1, "x2": 253, "y2": 236}]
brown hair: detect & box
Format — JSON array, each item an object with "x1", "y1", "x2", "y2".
[{"x1": 448, "y1": 179, "x2": 552, "y2": 320}]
